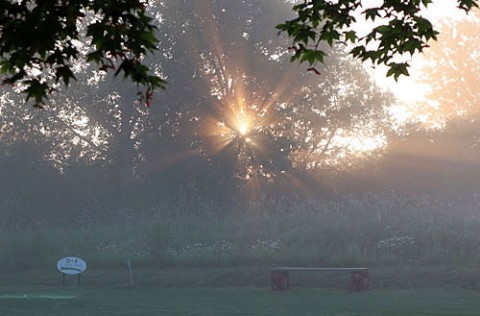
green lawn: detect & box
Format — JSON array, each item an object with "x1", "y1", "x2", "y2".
[{"x1": 0, "y1": 287, "x2": 479, "y2": 316}]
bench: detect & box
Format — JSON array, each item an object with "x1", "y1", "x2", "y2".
[{"x1": 270, "y1": 267, "x2": 369, "y2": 291}]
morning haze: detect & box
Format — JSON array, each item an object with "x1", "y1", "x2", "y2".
[{"x1": 0, "y1": 0, "x2": 479, "y2": 315}]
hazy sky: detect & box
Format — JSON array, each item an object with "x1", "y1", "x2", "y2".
[{"x1": 374, "y1": 0, "x2": 471, "y2": 105}]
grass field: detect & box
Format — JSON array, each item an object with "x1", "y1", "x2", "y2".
[
  {"x1": 1, "y1": 286, "x2": 480, "y2": 316},
  {"x1": 3, "y1": 194, "x2": 480, "y2": 315}
]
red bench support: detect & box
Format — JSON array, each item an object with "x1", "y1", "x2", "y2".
[
  {"x1": 350, "y1": 269, "x2": 369, "y2": 291},
  {"x1": 271, "y1": 269, "x2": 289, "y2": 290}
]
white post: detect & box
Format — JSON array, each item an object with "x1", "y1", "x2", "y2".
[{"x1": 124, "y1": 257, "x2": 134, "y2": 287}]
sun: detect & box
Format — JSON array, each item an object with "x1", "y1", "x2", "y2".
[
  {"x1": 236, "y1": 111, "x2": 251, "y2": 136},
  {"x1": 238, "y1": 121, "x2": 248, "y2": 136},
  {"x1": 201, "y1": 100, "x2": 260, "y2": 158}
]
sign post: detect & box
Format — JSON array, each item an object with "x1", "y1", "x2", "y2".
[{"x1": 56, "y1": 256, "x2": 87, "y2": 287}]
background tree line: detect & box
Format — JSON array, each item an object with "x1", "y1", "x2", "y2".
[{"x1": 0, "y1": 1, "x2": 479, "y2": 227}]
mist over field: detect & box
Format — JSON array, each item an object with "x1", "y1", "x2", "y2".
[{"x1": 1, "y1": 2, "x2": 480, "y2": 313}]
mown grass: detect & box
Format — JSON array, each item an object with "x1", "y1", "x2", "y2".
[{"x1": 1, "y1": 287, "x2": 480, "y2": 316}]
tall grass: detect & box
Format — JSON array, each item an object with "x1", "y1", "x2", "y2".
[{"x1": 2, "y1": 193, "x2": 480, "y2": 272}]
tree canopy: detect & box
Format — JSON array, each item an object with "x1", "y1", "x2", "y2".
[
  {"x1": 2, "y1": 0, "x2": 480, "y2": 227},
  {"x1": 0, "y1": 0, "x2": 396, "y2": 224},
  {"x1": 276, "y1": 0, "x2": 479, "y2": 79},
  {"x1": 0, "y1": 0, "x2": 478, "y2": 105},
  {"x1": 0, "y1": 0, "x2": 165, "y2": 107}
]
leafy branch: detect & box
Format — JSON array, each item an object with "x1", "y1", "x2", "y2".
[
  {"x1": 277, "y1": 0, "x2": 478, "y2": 79},
  {"x1": 0, "y1": 0, "x2": 165, "y2": 107}
]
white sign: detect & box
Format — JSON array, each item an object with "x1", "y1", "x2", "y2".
[{"x1": 56, "y1": 257, "x2": 87, "y2": 275}]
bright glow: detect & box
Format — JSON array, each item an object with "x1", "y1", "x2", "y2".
[
  {"x1": 193, "y1": 0, "x2": 392, "y2": 184},
  {"x1": 321, "y1": 130, "x2": 386, "y2": 166},
  {"x1": 370, "y1": 0, "x2": 470, "y2": 115},
  {"x1": 236, "y1": 111, "x2": 250, "y2": 136},
  {"x1": 238, "y1": 122, "x2": 248, "y2": 135},
  {"x1": 218, "y1": 105, "x2": 257, "y2": 145},
  {"x1": 336, "y1": 133, "x2": 387, "y2": 153}
]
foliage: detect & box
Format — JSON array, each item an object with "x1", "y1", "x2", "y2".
[
  {"x1": 277, "y1": 0, "x2": 479, "y2": 80},
  {"x1": 377, "y1": 235, "x2": 418, "y2": 258},
  {"x1": 367, "y1": 15, "x2": 480, "y2": 195},
  {"x1": 2, "y1": 1, "x2": 477, "y2": 237},
  {"x1": 3, "y1": 193, "x2": 480, "y2": 272},
  {"x1": 0, "y1": 0, "x2": 392, "y2": 199},
  {"x1": 420, "y1": 15, "x2": 480, "y2": 120},
  {"x1": 0, "y1": 0, "x2": 165, "y2": 107},
  {"x1": 280, "y1": 47, "x2": 392, "y2": 170}
]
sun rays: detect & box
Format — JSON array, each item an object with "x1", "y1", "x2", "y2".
[{"x1": 142, "y1": 0, "x2": 393, "y2": 200}]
